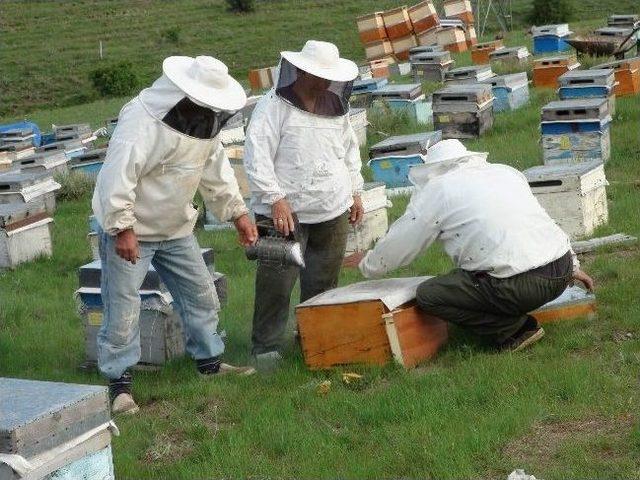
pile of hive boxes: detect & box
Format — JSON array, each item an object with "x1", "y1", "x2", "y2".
[
  {"x1": 432, "y1": 83, "x2": 494, "y2": 138},
  {"x1": 0, "y1": 377, "x2": 118, "y2": 479},
  {"x1": 370, "y1": 83, "x2": 432, "y2": 124},
  {"x1": 76, "y1": 248, "x2": 226, "y2": 370},
  {"x1": 410, "y1": 45, "x2": 454, "y2": 82}
]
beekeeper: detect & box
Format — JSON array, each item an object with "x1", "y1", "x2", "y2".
[
  {"x1": 244, "y1": 40, "x2": 365, "y2": 366},
  {"x1": 92, "y1": 56, "x2": 258, "y2": 415},
  {"x1": 345, "y1": 140, "x2": 594, "y2": 352}
]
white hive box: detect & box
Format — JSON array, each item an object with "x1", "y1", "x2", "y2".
[
  {"x1": 0, "y1": 202, "x2": 53, "y2": 269},
  {"x1": 345, "y1": 182, "x2": 390, "y2": 255},
  {"x1": 0, "y1": 378, "x2": 116, "y2": 480},
  {"x1": 17, "y1": 151, "x2": 69, "y2": 176},
  {"x1": 524, "y1": 162, "x2": 608, "y2": 239},
  {"x1": 0, "y1": 172, "x2": 61, "y2": 215}
]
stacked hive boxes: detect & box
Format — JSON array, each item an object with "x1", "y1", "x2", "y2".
[
  {"x1": 368, "y1": 132, "x2": 442, "y2": 189},
  {"x1": 442, "y1": 0, "x2": 475, "y2": 49},
  {"x1": 248, "y1": 66, "x2": 278, "y2": 92},
  {"x1": 481, "y1": 72, "x2": 530, "y2": 112},
  {"x1": 558, "y1": 69, "x2": 616, "y2": 115},
  {"x1": 471, "y1": 40, "x2": 504, "y2": 65},
  {"x1": 532, "y1": 24, "x2": 572, "y2": 54},
  {"x1": 533, "y1": 54, "x2": 580, "y2": 88},
  {"x1": 524, "y1": 162, "x2": 608, "y2": 239},
  {"x1": 444, "y1": 65, "x2": 495, "y2": 84},
  {"x1": 69, "y1": 147, "x2": 107, "y2": 178},
  {"x1": 592, "y1": 57, "x2": 640, "y2": 97},
  {"x1": 17, "y1": 150, "x2": 68, "y2": 176},
  {"x1": 357, "y1": 11, "x2": 392, "y2": 63},
  {"x1": 607, "y1": 14, "x2": 639, "y2": 28},
  {"x1": 370, "y1": 83, "x2": 432, "y2": 125},
  {"x1": 490, "y1": 46, "x2": 531, "y2": 67},
  {"x1": 0, "y1": 172, "x2": 60, "y2": 215},
  {"x1": 410, "y1": 49, "x2": 454, "y2": 82},
  {"x1": 0, "y1": 378, "x2": 117, "y2": 480},
  {"x1": 540, "y1": 98, "x2": 611, "y2": 165},
  {"x1": 432, "y1": 84, "x2": 494, "y2": 139},
  {"x1": 0, "y1": 127, "x2": 36, "y2": 160},
  {"x1": 383, "y1": 7, "x2": 417, "y2": 61},
  {"x1": 345, "y1": 182, "x2": 390, "y2": 256}
]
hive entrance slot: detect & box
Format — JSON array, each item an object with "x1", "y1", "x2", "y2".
[{"x1": 530, "y1": 180, "x2": 563, "y2": 188}]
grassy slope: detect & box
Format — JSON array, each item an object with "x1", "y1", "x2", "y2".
[
  {"x1": 1, "y1": 0, "x2": 639, "y2": 116},
  {"x1": 1, "y1": 9, "x2": 640, "y2": 480}
]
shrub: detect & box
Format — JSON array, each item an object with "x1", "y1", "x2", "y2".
[
  {"x1": 54, "y1": 170, "x2": 95, "y2": 201},
  {"x1": 530, "y1": 0, "x2": 575, "y2": 24},
  {"x1": 89, "y1": 62, "x2": 139, "y2": 97},
  {"x1": 226, "y1": 0, "x2": 255, "y2": 13}
]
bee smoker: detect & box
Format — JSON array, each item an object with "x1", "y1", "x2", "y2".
[{"x1": 245, "y1": 216, "x2": 305, "y2": 268}]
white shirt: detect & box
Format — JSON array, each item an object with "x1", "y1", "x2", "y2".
[
  {"x1": 360, "y1": 156, "x2": 578, "y2": 279},
  {"x1": 92, "y1": 76, "x2": 248, "y2": 241},
  {"x1": 243, "y1": 91, "x2": 364, "y2": 224}
]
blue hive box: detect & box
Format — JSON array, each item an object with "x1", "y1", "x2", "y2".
[
  {"x1": 533, "y1": 35, "x2": 572, "y2": 54},
  {"x1": 482, "y1": 72, "x2": 529, "y2": 112},
  {"x1": 352, "y1": 78, "x2": 389, "y2": 94},
  {"x1": 368, "y1": 154, "x2": 425, "y2": 188},
  {"x1": 68, "y1": 148, "x2": 106, "y2": 178},
  {"x1": 372, "y1": 97, "x2": 432, "y2": 125},
  {"x1": 558, "y1": 69, "x2": 616, "y2": 115}
]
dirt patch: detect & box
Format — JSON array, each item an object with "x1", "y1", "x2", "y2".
[
  {"x1": 195, "y1": 397, "x2": 235, "y2": 436},
  {"x1": 143, "y1": 430, "x2": 194, "y2": 464},
  {"x1": 504, "y1": 414, "x2": 635, "y2": 466},
  {"x1": 144, "y1": 398, "x2": 178, "y2": 419}
]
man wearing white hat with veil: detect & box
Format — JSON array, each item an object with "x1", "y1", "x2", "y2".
[
  {"x1": 345, "y1": 139, "x2": 594, "y2": 352},
  {"x1": 244, "y1": 40, "x2": 365, "y2": 366},
  {"x1": 93, "y1": 56, "x2": 258, "y2": 415}
]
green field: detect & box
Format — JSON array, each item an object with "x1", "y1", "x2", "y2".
[{"x1": 2, "y1": 2, "x2": 640, "y2": 479}]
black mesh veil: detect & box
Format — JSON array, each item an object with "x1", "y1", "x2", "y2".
[
  {"x1": 162, "y1": 97, "x2": 235, "y2": 139},
  {"x1": 275, "y1": 58, "x2": 353, "y2": 117}
]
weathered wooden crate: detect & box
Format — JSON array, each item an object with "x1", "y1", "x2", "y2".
[
  {"x1": 471, "y1": 40, "x2": 504, "y2": 65},
  {"x1": 68, "y1": 147, "x2": 107, "y2": 178},
  {"x1": 356, "y1": 11, "x2": 388, "y2": 44},
  {"x1": 443, "y1": 0, "x2": 474, "y2": 24},
  {"x1": 0, "y1": 141, "x2": 35, "y2": 161},
  {"x1": 370, "y1": 83, "x2": 423, "y2": 100},
  {"x1": 0, "y1": 378, "x2": 110, "y2": 460},
  {"x1": 410, "y1": 45, "x2": 443, "y2": 56},
  {"x1": 411, "y1": 60, "x2": 454, "y2": 82},
  {"x1": 0, "y1": 203, "x2": 53, "y2": 269},
  {"x1": 434, "y1": 106, "x2": 493, "y2": 139},
  {"x1": 608, "y1": 14, "x2": 639, "y2": 28},
  {"x1": 533, "y1": 55, "x2": 580, "y2": 88},
  {"x1": 531, "y1": 285, "x2": 596, "y2": 323},
  {"x1": 489, "y1": 46, "x2": 531, "y2": 66},
  {"x1": 591, "y1": 57, "x2": 640, "y2": 97},
  {"x1": 365, "y1": 39, "x2": 394, "y2": 61},
  {"x1": 594, "y1": 26, "x2": 638, "y2": 39},
  {"x1": 391, "y1": 34, "x2": 419, "y2": 61},
  {"x1": 416, "y1": 27, "x2": 440, "y2": 47},
  {"x1": 353, "y1": 77, "x2": 388, "y2": 94},
  {"x1": 78, "y1": 288, "x2": 186, "y2": 366},
  {"x1": 0, "y1": 172, "x2": 60, "y2": 214},
  {"x1": 17, "y1": 151, "x2": 68, "y2": 176},
  {"x1": 408, "y1": 1, "x2": 439, "y2": 33},
  {"x1": 432, "y1": 84, "x2": 494, "y2": 139},
  {"x1": 296, "y1": 277, "x2": 448, "y2": 369},
  {"x1": 410, "y1": 49, "x2": 452, "y2": 64},
  {"x1": 542, "y1": 98, "x2": 609, "y2": 122},
  {"x1": 345, "y1": 182, "x2": 389, "y2": 255},
  {"x1": 382, "y1": 6, "x2": 413, "y2": 40},
  {"x1": 370, "y1": 131, "x2": 442, "y2": 158},
  {"x1": 349, "y1": 108, "x2": 368, "y2": 147},
  {"x1": 437, "y1": 27, "x2": 467, "y2": 52},
  {"x1": 524, "y1": 162, "x2": 608, "y2": 239},
  {"x1": 370, "y1": 56, "x2": 395, "y2": 78},
  {"x1": 444, "y1": 64, "x2": 495, "y2": 84},
  {"x1": 558, "y1": 69, "x2": 616, "y2": 115},
  {"x1": 53, "y1": 123, "x2": 92, "y2": 140},
  {"x1": 37, "y1": 139, "x2": 87, "y2": 159},
  {"x1": 481, "y1": 72, "x2": 529, "y2": 112}
]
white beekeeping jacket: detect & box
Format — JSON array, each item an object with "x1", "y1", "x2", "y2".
[
  {"x1": 243, "y1": 89, "x2": 364, "y2": 224},
  {"x1": 92, "y1": 75, "x2": 248, "y2": 241},
  {"x1": 360, "y1": 155, "x2": 578, "y2": 279}
]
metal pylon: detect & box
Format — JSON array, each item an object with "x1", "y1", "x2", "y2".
[{"x1": 474, "y1": 0, "x2": 513, "y2": 36}]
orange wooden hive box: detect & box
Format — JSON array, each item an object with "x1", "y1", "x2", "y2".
[
  {"x1": 531, "y1": 285, "x2": 596, "y2": 323},
  {"x1": 382, "y1": 6, "x2": 414, "y2": 40},
  {"x1": 443, "y1": 0, "x2": 474, "y2": 24},
  {"x1": 391, "y1": 34, "x2": 419, "y2": 61},
  {"x1": 248, "y1": 66, "x2": 275, "y2": 91},
  {"x1": 471, "y1": 40, "x2": 504, "y2": 64},
  {"x1": 437, "y1": 27, "x2": 468, "y2": 53},
  {"x1": 364, "y1": 39, "x2": 394, "y2": 61},
  {"x1": 465, "y1": 25, "x2": 478, "y2": 47},
  {"x1": 356, "y1": 11, "x2": 388, "y2": 45},
  {"x1": 593, "y1": 56, "x2": 640, "y2": 96},
  {"x1": 296, "y1": 277, "x2": 448, "y2": 370},
  {"x1": 408, "y1": 1, "x2": 439, "y2": 34},
  {"x1": 533, "y1": 55, "x2": 580, "y2": 89},
  {"x1": 370, "y1": 56, "x2": 395, "y2": 78}
]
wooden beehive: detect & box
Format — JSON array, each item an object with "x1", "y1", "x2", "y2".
[
  {"x1": 0, "y1": 172, "x2": 60, "y2": 214},
  {"x1": 356, "y1": 11, "x2": 388, "y2": 44},
  {"x1": 437, "y1": 27, "x2": 468, "y2": 53},
  {"x1": 531, "y1": 285, "x2": 596, "y2": 323},
  {"x1": 364, "y1": 39, "x2": 394, "y2": 61},
  {"x1": 591, "y1": 57, "x2": 640, "y2": 97},
  {"x1": 408, "y1": 1, "x2": 439, "y2": 33},
  {"x1": 369, "y1": 57, "x2": 395, "y2": 78},
  {"x1": 391, "y1": 34, "x2": 419, "y2": 61},
  {"x1": 443, "y1": 0, "x2": 474, "y2": 24},
  {"x1": 68, "y1": 147, "x2": 107, "y2": 178},
  {"x1": 533, "y1": 54, "x2": 580, "y2": 88},
  {"x1": 0, "y1": 203, "x2": 53, "y2": 269},
  {"x1": 608, "y1": 14, "x2": 639, "y2": 28},
  {"x1": 371, "y1": 83, "x2": 423, "y2": 101},
  {"x1": 489, "y1": 45, "x2": 530, "y2": 66},
  {"x1": 465, "y1": 25, "x2": 477, "y2": 47},
  {"x1": 416, "y1": 27, "x2": 440, "y2": 47},
  {"x1": 248, "y1": 67, "x2": 275, "y2": 91},
  {"x1": 432, "y1": 84, "x2": 494, "y2": 139},
  {"x1": 370, "y1": 131, "x2": 441, "y2": 158},
  {"x1": 445, "y1": 64, "x2": 496, "y2": 84},
  {"x1": 296, "y1": 277, "x2": 448, "y2": 369},
  {"x1": 558, "y1": 69, "x2": 616, "y2": 115},
  {"x1": 471, "y1": 40, "x2": 504, "y2": 65},
  {"x1": 18, "y1": 151, "x2": 68, "y2": 176},
  {"x1": 382, "y1": 6, "x2": 414, "y2": 40},
  {"x1": 524, "y1": 162, "x2": 608, "y2": 239},
  {"x1": 409, "y1": 44, "x2": 443, "y2": 56}
]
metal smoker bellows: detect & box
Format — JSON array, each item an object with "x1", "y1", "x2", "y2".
[{"x1": 245, "y1": 217, "x2": 305, "y2": 268}]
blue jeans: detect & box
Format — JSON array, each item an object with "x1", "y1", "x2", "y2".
[{"x1": 97, "y1": 229, "x2": 224, "y2": 379}]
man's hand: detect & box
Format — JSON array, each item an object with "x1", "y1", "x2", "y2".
[
  {"x1": 573, "y1": 269, "x2": 595, "y2": 292},
  {"x1": 115, "y1": 229, "x2": 139, "y2": 264},
  {"x1": 343, "y1": 251, "x2": 366, "y2": 269},
  {"x1": 271, "y1": 198, "x2": 295, "y2": 236},
  {"x1": 234, "y1": 214, "x2": 258, "y2": 247},
  {"x1": 349, "y1": 195, "x2": 364, "y2": 225}
]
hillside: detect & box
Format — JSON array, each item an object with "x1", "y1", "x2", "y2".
[{"x1": 1, "y1": 0, "x2": 637, "y2": 116}]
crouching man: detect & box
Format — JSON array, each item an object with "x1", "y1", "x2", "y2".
[
  {"x1": 92, "y1": 56, "x2": 258, "y2": 414},
  {"x1": 345, "y1": 140, "x2": 594, "y2": 352}
]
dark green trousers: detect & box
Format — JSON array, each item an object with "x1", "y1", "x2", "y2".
[
  {"x1": 251, "y1": 212, "x2": 349, "y2": 355},
  {"x1": 416, "y1": 253, "x2": 573, "y2": 344}
]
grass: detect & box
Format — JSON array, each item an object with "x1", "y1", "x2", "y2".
[
  {"x1": 2, "y1": 8, "x2": 640, "y2": 480},
  {"x1": 1, "y1": 0, "x2": 638, "y2": 116}
]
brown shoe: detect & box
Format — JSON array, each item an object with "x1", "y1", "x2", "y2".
[{"x1": 500, "y1": 316, "x2": 545, "y2": 352}]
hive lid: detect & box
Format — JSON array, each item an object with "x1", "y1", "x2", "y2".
[
  {"x1": 370, "y1": 83, "x2": 423, "y2": 100},
  {"x1": 523, "y1": 161, "x2": 604, "y2": 181},
  {"x1": 490, "y1": 46, "x2": 530, "y2": 58},
  {"x1": 409, "y1": 45, "x2": 444, "y2": 54},
  {"x1": 297, "y1": 276, "x2": 432, "y2": 310},
  {"x1": 483, "y1": 72, "x2": 528, "y2": 89},
  {"x1": 370, "y1": 131, "x2": 442, "y2": 156},
  {"x1": 0, "y1": 201, "x2": 48, "y2": 228},
  {"x1": 531, "y1": 23, "x2": 571, "y2": 37},
  {"x1": 594, "y1": 26, "x2": 635, "y2": 37},
  {"x1": 558, "y1": 69, "x2": 615, "y2": 87},
  {"x1": 541, "y1": 98, "x2": 609, "y2": 121},
  {"x1": 591, "y1": 55, "x2": 640, "y2": 71}
]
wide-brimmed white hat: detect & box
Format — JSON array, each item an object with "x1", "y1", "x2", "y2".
[
  {"x1": 281, "y1": 40, "x2": 358, "y2": 82},
  {"x1": 163, "y1": 56, "x2": 247, "y2": 112},
  {"x1": 423, "y1": 139, "x2": 486, "y2": 165}
]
